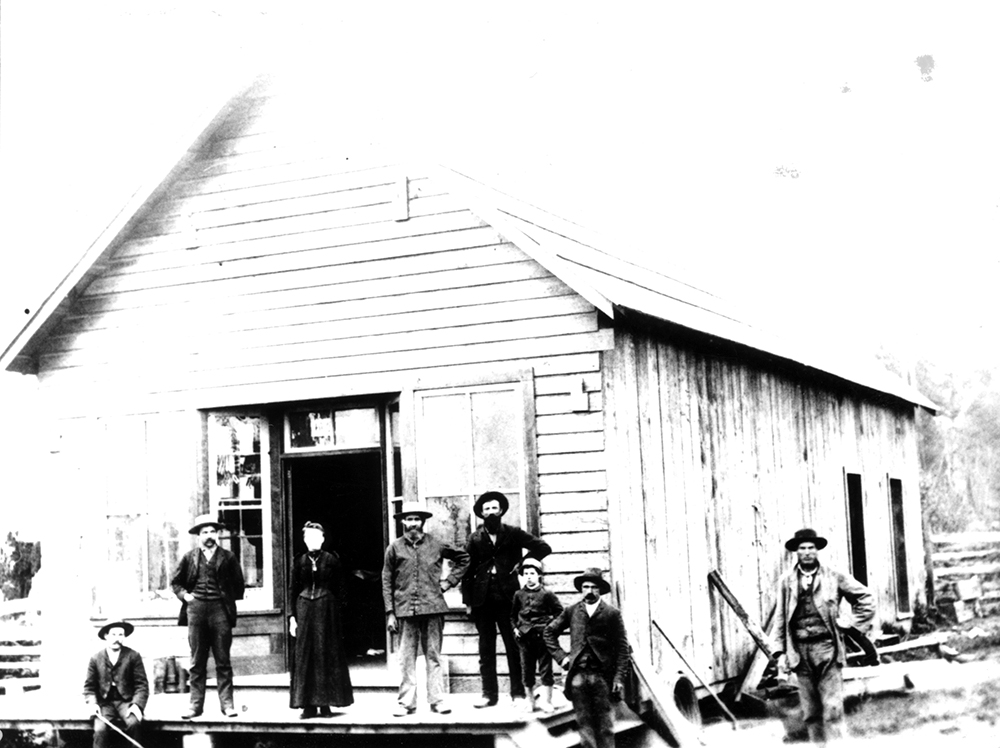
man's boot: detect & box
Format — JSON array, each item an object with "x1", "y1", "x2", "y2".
[{"x1": 538, "y1": 685, "x2": 554, "y2": 713}]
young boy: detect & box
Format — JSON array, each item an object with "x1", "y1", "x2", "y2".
[{"x1": 510, "y1": 557, "x2": 563, "y2": 712}]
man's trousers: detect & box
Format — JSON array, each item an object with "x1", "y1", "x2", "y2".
[
  {"x1": 187, "y1": 598, "x2": 235, "y2": 712},
  {"x1": 794, "y1": 638, "x2": 845, "y2": 743},
  {"x1": 397, "y1": 614, "x2": 445, "y2": 709},
  {"x1": 569, "y1": 670, "x2": 615, "y2": 748},
  {"x1": 93, "y1": 700, "x2": 140, "y2": 748},
  {"x1": 472, "y1": 586, "x2": 525, "y2": 700}
]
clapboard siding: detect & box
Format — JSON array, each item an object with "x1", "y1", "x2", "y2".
[
  {"x1": 76, "y1": 258, "x2": 550, "y2": 316},
  {"x1": 46, "y1": 294, "x2": 591, "y2": 358},
  {"x1": 40, "y1": 329, "x2": 613, "y2": 395},
  {"x1": 84, "y1": 241, "x2": 527, "y2": 310},
  {"x1": 147, "y1": 167, "x2": 413, "y2": 222},
  {"x1": 94, "y1": 227, "x2": 509, "y2": 295},
  {"x1": 54, "y1": 274, "x2": 578, "y2": 339},
  {"x1": 116, "y1": 207, "x2": 484, "y2": 265},
  {"x1": 605, "y1": 327, "x2": 924, "y2": 686},
  {"x1": 536, "y1": 431, "x2": 605, "y2": 455}
]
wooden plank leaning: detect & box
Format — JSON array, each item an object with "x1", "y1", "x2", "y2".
[
  {"x1": 707, "y1": 570, "x2": 776, "y2": 703},
  {"x1": 651, "y1": 619, "x2": 739, "y2": 730}
]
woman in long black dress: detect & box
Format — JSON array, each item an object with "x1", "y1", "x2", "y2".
[{"x1": 289, "y1": 521, "x2": 354, "y2": 718}]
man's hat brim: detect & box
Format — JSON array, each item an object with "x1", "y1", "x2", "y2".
[
  {"x1": 189, "y1": 513, "x2": 227, "y2": 534},
  {"x1": 393, "y1": 509, "x2": 433, "y2": 520},
  {"x1": 189, "y1": 521, "x2": 226, "y2": 535},
  {"x1": 98, "y1": 620, "x2": 134, "y2": 639},
  {"x1": 785, "y1": 532, "x2": 828, "y2": 551},
  {"x1": 573, "y1": 572, "x2": 611, "y2": 595},
  {"x1": 473, "y1": 491, "x2": 509, "y2": 519}
]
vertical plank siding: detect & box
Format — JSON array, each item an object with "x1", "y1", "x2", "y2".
[{"x1": 605, "y1": 328, "x2": 924, "y2": 685}]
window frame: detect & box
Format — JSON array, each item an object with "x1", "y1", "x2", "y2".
[
  {"x1": 204, "y1": 409, "x2": 275, "y2": 612},
  {"x1": 401, "y1": 367, "x2": 539, "y2": 536},
  {"x1": 282, "y1": 405, "x2": 382, "y2": 453}
]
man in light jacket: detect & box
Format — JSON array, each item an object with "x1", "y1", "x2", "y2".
[
  {"x1": 771, "y1": 528, "x2": 874, "y2": 744},
  {"x1": 382, "y1": 501, "x2": 469, "y2": 717}
]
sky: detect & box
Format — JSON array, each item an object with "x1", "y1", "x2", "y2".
[{"x1": 2, "y1": 3, "x2": 999, "y2": 534}]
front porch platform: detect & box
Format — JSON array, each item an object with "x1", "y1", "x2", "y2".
[
  {"x1": 0, "y1": 691, "x2": 532, "y2": 733},
  {"x1": 0, "y1": 688, "x2": 668, "y2": 747}
]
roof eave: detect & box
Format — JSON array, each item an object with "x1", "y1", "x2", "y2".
[{"x1": 0, "y1": 75, "x2": 259, "y2": 374}]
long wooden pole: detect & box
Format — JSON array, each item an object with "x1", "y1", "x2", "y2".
[
  {"x1": 651, "y1": 619, "x2": 739, "y2": 729},
  {"x1": 707, "y1": 570, "x2": 775, "y2": 659}
]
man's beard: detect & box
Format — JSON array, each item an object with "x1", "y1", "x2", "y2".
[
  {"x1": 203, "y1": 538, "x2": 217, "y2": 548},
  {"x1": 483, "y1": 514, "x2": 502, "y2": 533},
  {"x1": 583, "y1": 592, "x2": 599, "y2": 604}
]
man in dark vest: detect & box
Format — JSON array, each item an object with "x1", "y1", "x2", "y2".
[
  {"x1": 462, "y1": 490, "x2": 551, "y2": 709},
  {"x1": 771, "y1": 528, "x2": 874, "y2": 744},
  {"x1": 171, "y1": 513, "x2": 246, "y2": 719},
  {"x1": 544, "y1": 568, "x2": 630, "y2": 748},
  {"x1": 83, "y1": 619, "x2": 148, "y2": 748}
]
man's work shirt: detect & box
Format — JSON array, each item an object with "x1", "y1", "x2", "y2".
[{"x1": 382, "y1": 533, "x2": 470, "y2": 618}]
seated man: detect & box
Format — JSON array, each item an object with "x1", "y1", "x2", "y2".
[{"x1": 83, "y1": 619, "x2": 149, "y2": 748}]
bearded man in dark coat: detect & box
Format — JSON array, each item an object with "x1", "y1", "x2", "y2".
[{"x1": 462, "y1": 490, "x2": 551, "y2": 709}]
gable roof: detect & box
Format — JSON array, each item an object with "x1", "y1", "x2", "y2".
[
  {"x1": 439, "y1": 167, "x2": 936, "y2": 412},
  {"x1": 1, "y1": 86, "x2": 935, "y2": 412}
]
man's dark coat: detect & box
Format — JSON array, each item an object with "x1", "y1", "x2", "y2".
[
  {"x1": 543, "y1": 599, "x2": 630, "y2": 697},
  {"x1": 83, "y1": 646, "x2": 149, "y2": 711},
  {"x1": 461, "y1": 523, "x2": 551, "y2": 607},
  {"x1": 170, "y1": 547, "x2": 246, "y2": 626}
]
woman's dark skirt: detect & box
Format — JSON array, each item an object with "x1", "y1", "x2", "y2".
[{"x1": 290, "y1": 594, "x2": 354, "y2": 708}]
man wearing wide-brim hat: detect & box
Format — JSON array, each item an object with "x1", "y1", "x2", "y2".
[
  {"x1": 543, "y1": 568, "x2": 629, "y2": 748},
  {"x1": 83, "y1": 619, "x2": 149, "y2": 748},
  {"x1": 381, "y1": 501, "x2": 470, "y2": 717},
  {"x1": 170, "y1": 513, "x2": 246, "y2": 719},
  {"x1": 461, "y1": 490, "x2": 552, "y2": 709},
  {"x1": 770, "y1": 528, "x2": 874, "y2": 744}
]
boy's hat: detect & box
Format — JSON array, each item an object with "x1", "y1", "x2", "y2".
[{"x1": 519, "y1": 557, "x2": 543, "y2": 573}]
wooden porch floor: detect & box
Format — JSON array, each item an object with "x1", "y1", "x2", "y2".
[{"x1": 0, "y1": 690, "x2": 544, "y2": 735}]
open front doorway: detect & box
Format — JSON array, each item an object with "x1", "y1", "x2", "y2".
[{"x1": 285, "y1": 452, "x2": 388, "y2": 670}]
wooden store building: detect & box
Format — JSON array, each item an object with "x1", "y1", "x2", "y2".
[{"x1": 1, "y1": 76, "x2": 936, "y2": 704}]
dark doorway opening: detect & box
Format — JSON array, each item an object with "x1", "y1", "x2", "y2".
[
  {"x1": 286, "y1": 452, "x2": 387, "y2": 666},
  {"x1": 889, "y1": 477, "x2": 911, "y2": 613},
  {"x1": 846, "y1": 472, "x2": 868, "y2": 585}
]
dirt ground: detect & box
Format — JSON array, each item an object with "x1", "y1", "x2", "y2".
[{"x1": 702, "y1": 615, "x2": 1000, "y2": 746}]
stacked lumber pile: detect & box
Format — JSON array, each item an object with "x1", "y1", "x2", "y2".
[
  {"x1": 931, "y1": 532, "x2": 1000, "y2": 620},
  {"x1": 0, "y1": 598, "x2": 42, "y2": 694}
]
